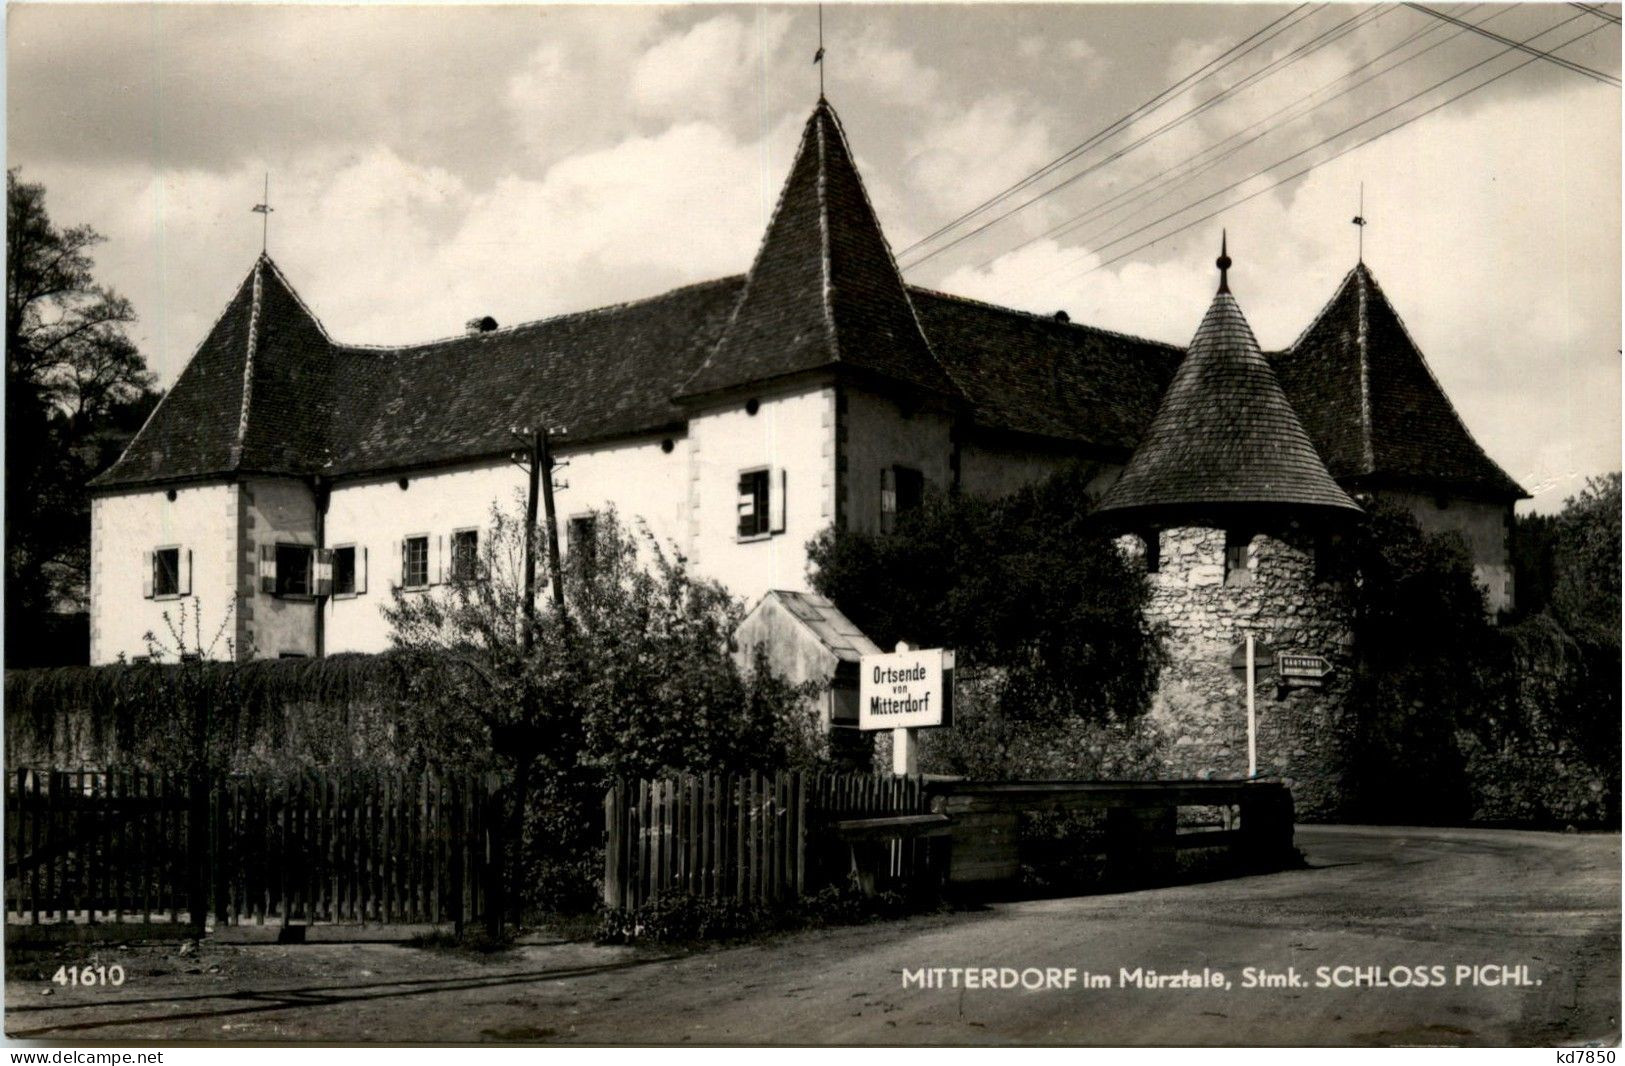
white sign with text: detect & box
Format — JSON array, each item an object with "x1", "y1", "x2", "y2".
[{"x1": 859, "y1": 647, "x2": 954, "y2": 731}]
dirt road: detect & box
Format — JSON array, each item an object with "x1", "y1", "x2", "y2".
[{"x1": 6, "y1": 825, "x2": 1618, "y2": 1046}]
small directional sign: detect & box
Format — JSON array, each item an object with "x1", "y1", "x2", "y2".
[{"x1": 1277, "y1": 653, "x2": 1333, "y2": 687}]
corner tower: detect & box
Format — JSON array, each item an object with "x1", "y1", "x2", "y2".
[{"x1": 1098, "y1": 238, "x2": 1361, "y2": 816}]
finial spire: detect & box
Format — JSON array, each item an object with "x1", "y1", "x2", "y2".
[
  {"x1": 1351, "y1": 182, "x2": 1367, "y2": 264},
  {"x1": 251, "y1": 172, "x2": 274, "y2": 255},
  {"x1": 813, "y1": 4, "x2": 826, "y2": 99},
  {"x1": 1216, "y1": 229, "x2": 1232, "y2": 294}
]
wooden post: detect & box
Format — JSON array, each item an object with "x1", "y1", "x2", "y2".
[{"x1": 891, "y1": 641, "x2": 919, "y2": 776}]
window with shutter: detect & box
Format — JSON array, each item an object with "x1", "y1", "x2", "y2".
[
  {"x1": 332, "y1": 545, "x2": 357, "y2": 597},
  {"x1": 274, "y1": 543, "x2": 313, "y2": 597},
  {"x1": 451, "y1": 529, "x2": 480, "y2": 582},
  {"x1": 143, "y1": 551, "x2": 156, "y2": 599},
  {"x1": 403, "y1": 535, "x2": 430, "y2": 589},
  {"x1": 737, "y1": 469, "x2": 771, "y2": 539},
  {"x1": 153, "y1": 547, "x2": 181, "y2": 597}
]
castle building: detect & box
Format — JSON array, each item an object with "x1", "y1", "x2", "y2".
[{"x1": 88, "y1": 97, "x2": 1524, "y2": 670}]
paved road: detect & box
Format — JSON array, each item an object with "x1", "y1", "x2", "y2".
[{"x1": 7, "y1": 825, "x2": 1619, "y2": 1046}]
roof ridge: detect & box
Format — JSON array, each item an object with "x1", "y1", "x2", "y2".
[
  {"x1": 1358, "y1": 265, "x2": 1523, "y2": 493},
  {"x1": 1355, "y1": 265, "x2": 1375, "y2": 473},
  {"x1": 1285, "y1": 261, "x2": 1366, "y2": 354},
  {"x1": 817, "y1": 102, "x2": 960, "y2": 394},
  {"x1": 906, "y1": 284, "x2": 1185, "y2": 352},
  {"x1": 91, "y1": 263, "x2": 264, "y2": 487},
  {"x1": 258, "y1": 253, "x2": 332, "y2": 342},
  {"x1": 228, "y1": 259, "x2": 266, "y2": 470},
  {"x1": 680, "y1": 110, "x2": 824, "y2": 394},
  {"x1": 816, "y1": 104, "x2": 839, "y2": 366},
  {"x1": 334, "y1": 275, "x2": 748, "y2": 357}
]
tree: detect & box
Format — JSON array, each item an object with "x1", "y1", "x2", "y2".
[
  {"x1": 1549, "y1": 473, "x2": 1621, "y2": 647},
  {"x1": 382, "y1": 501, "x2": 821, "y2": 914},
  {"x1": 6, "y1": 169, "x2": 160, "y2": 659},
  {"x1": 1341, "y1": 500, "x2": 1497, "y2": 822},
  {"x1": 807, "y1": 462, "x2": 1164, "y2": 742}
]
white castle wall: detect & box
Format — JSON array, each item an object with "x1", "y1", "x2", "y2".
[{"x1": 90, "y1": 482, "x2": 240, "y2": 663}]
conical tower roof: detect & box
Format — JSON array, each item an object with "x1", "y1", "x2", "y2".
[
  {"x1": 678, "y1": 98, "x2": 960, "y2": 402},
  {"x1": 94, "y1": 254, "x2": 333, "y2": 487},
  {"x1": 1096, "y1": 238, "x2": 1361, "y2": 522},
  {"x1": 1274, "y1": 261, "x2": 1526, "y2": 501}
]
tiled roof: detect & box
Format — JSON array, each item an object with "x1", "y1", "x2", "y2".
[
  {"x1": 1097, "y1": 261, "x2": 1361, "y2": 519},
  {"x1": 765, "y1": 590, "x2": 881, "y2": 663},
  {"x1": 324, "y1": 277, "x2": 744, "y2": 477},
  {"x1": 678, "y1": 99, "x2": 958, "y2": 402},
  {"x1": 1274, "y1": 263, "x2": 1526, "y2": 501},
  {"x1": 910, "y1": 289, "x2": 1180, "y2": 453}
]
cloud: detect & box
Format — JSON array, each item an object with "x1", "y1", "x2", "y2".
[{"x1": 629, "y1": 13, "x2": 794, "y2": 122}]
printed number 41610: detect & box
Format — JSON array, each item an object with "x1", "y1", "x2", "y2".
[{"x1": 52, "y1": 965, "x2": 125, "y2": 988}]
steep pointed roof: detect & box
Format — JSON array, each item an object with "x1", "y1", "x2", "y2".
[
  {"x1": 1274, "y1": 262, "x2": 1527, "y2": 501},
  {"x1": 1096, "y1": 241, "x2": 1361, "y2": 520},
  {"x1": 93, "y1": 255, "x2": 334, "y2": 487},
  {"x1": 678, "y1": 98, "x2": 959, "y2": 402}
]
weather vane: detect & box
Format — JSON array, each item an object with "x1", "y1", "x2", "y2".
[
  {"x1": 1352, "y1": 182, "x2": 1367, "y2": 264},
  {"x1": 251, "y1": 173, "x2": 274, "y2": 254}
]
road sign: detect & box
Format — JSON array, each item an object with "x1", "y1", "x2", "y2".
[
  {"x1": 1278, "y1": 653, "x2": 1333, "y2": 687},
  {"x1": 859, "y1": 647, "x2": 954, "y2": 731}
]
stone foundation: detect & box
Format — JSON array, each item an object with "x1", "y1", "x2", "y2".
[{"x1": 1125, "y1": 526, "x2": 1356, "y2": 819}]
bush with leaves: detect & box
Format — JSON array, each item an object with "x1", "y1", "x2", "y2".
[{"x1": 383, "y1": 501, "x2": 824, "y2": 916}]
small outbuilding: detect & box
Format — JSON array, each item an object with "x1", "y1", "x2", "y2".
[{"x1": 733, "y1": 590, "x2": 880, "y2": 732}]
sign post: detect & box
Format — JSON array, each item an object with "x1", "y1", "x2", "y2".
[
  {"x1": 1245, "y1": 633, "x2": 1257, "y2": 779},
  {"x1": 859, "y1": 642, "x2": 954, "y2": 776}
]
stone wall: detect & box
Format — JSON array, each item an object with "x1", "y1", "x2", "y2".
[{"x1": 1127, "y1": 525, "x2": 1357, "y2": 819}]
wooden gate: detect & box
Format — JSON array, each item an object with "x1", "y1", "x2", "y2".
[{"x1": 6, "y1": 768, "x2": 503, "y2": 931}]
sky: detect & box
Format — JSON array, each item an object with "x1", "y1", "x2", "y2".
[{"x1": 7, "y1": 2, "x2": 1620, "y2": 513}]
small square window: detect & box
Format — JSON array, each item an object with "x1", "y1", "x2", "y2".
[
  {"x1": 403, "y1": 535, "x2": 430, "y2": 589},
  {"x1": 737, "y1": 469, "x2": 771, "y2": 539},
  {"x1": 276, "y1": 543, "x2": 313, "y2": 597},
  {"x1": 1225, "y1": 529, "x2": 1254, "y2": 586},
  {"x1": 881, "y1": 466, "x2": 925, "y2": 533},
  {"x1": 153, "y1": 548, "x2": 180, "y2": 597},
  {"x1": 333, "y1": 546, "x2": 357, "y2": 596},
  {"x1": 451, "y1": 529, "x2": 480, "y2": 582}
]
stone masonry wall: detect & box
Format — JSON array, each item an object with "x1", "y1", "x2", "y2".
[{"x1": 1126, "y1": 526, "x2": 1357, "y2": 819}]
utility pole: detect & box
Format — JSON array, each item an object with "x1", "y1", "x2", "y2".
[{"x1": 510, "y1": 424, "x2": 568, "y2": 653}]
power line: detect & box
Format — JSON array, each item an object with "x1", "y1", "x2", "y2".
[
  {"x1": 1013, "y1": 2, "x2": 1508, "y2": 267},
  {"x1": 897, "y1": 4, "x2": 1317, "y2": 258},
  {"x1": 1049, "y1": 17, "x2": 1611, "y2": 290},
  {"x1": 900, "y1": 6, "x2": 1381, "y2": 271},
  {"x1": 961, "y1": 3, "x2": 1451, "y2": 274},
  {"x1": 1570, "y1": 2, "x2": 1621, "y2": 26},
  {"x1": 1406, "y1": 2, "x2": 1620, "y2": 84},
  {"x1": 977, "y1": 6, "x2": 1590, "y2": 297}
]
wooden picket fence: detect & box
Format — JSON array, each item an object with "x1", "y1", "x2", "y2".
[
  {"x1": 5, "y1": 768, "x2": 503, "y2": 931},
  {"x1": 601, "y1": 771, "x2": 935, "y2": 910}
]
